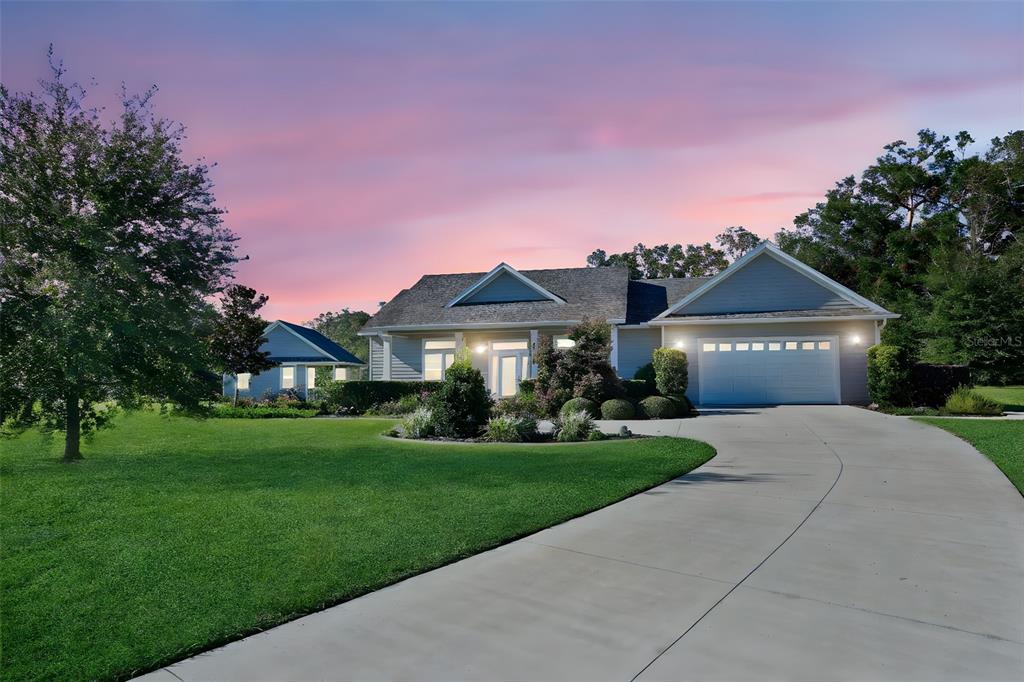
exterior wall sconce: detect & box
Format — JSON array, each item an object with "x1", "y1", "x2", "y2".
[
  {"x1": 851, "y1": 335, "x2": 862, "y2": 345},
  {"x1": 474, "y1": 344, "x2": 487, "y2": 354}
]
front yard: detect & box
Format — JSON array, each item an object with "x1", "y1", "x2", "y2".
[
  {"x1": 916, "y1": 418, "x2": 1024, "y2": 495},
  {"x1": 1, "y1": 413, "x2": 713, "y2": 681},
  {"x1": 973, "y1": 385, "x2": 1024, "y2": 412}
]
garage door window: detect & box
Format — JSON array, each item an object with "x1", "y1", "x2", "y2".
[
  {"x1": 818, "y1": 341, "x2": 831, "y2": 350},
  {"x1": 703, "y1": 342, "x2": 716, "y2": 352},
  {"x1": 801, "y1": 341, "x2": 816, "y2": 350},
  {"x1": 768, "y1": 342, "x2": 781, "y2": 351},
  {"x1": 752, "y1": 342, "x2": 765, "y2": 351},
  {"x1": 785, "y1": 341, "x2": 798, "y2": 350},
  {"x1": 736, "y1": 342, "x2": 750, "y2": 351}
]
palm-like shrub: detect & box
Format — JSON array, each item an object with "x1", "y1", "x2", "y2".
[
  {"x1": 427, "y1": 359, "x2": 493, "y2": 438},
  {"x1": 484, "y1": 415, "x2": 539, "y2": 442},
  {"x1": 555, "y1": 409, "x2": 594, "y2": 442},
  {"x1": 560, "y1": 397, "x2": 599, "y2": 418},
  {"x1": 401, "y1": 407, "x2": 435, "y2": 439},
  {"x1": 638, "y1": 395, "x2": 677, "y2": 419},
  {"x1": 600, "y1": 399, "x2": 635, "y2": 420},
  {"x1": 943, "y1": 387, "x2": 1002, "y2": 415}
]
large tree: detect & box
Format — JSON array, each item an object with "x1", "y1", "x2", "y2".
[
  {"x1": 209, "y1": 285, "x2": 276, "y2": 404},
  {"x1": 307, "y1": 308, "x2": 370, "y2": 379},
  {"x1": 0, "y1": 54, "x2": 239, "y2": 460}
]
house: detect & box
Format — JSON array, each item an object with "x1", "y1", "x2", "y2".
[
  {"x1": 222, "y1": 320, "x2": 364, "y2": 400},
  {"x1": 358, "y1": 242, "x2": 899, "y2": 405}
]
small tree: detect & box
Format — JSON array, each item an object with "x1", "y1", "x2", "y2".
[
  {"x1": 534, "y1": 319, "x2": 623, "y2": 414},
  {"x1": 428, "y1": 358, "x2": 492, "y2": 438},
  {"x1": 652, "y1": 348, "x2": 688, "y2": 397},
  {"x1": 209, "y1": 285, "x2": 276, "y2": 404}
]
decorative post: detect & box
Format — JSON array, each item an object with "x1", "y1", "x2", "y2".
[{"x1": 529, "y1": 329, "x2": 539, "y2": 378}]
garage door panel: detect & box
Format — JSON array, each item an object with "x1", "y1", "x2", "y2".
[{"x1": 699, "y1": 336, "x2": 838, "y2": 405}]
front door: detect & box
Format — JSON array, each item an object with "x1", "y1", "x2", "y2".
[{"x1": 495, "y1": 351, "x2": 530, "y2": 397}]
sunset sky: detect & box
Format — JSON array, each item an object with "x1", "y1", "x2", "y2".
[{"x1": 3, "y1": 1, "x2": 1022, "y2": 321}]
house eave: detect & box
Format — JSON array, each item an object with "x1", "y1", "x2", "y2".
[
  {"x1": 649, "y1": 313, "x2": 901, "y2": 326},
  {"x1": 358, "y1": 320, "x2": 582, "y2": 336}
]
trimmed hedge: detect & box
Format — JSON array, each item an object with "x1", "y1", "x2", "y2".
[
  {"x1": 600, "y1": 399, "x2": 636, "y2": 420},
  {"x1": 560, "y1": 397, "x2": 599, "y2": 418},
  {"x1": 212, "y1": 405, "x2": 318, "y2": 419},
  {"x1": 910, "y1": 363, "x2": 971, "y2": 407},
  {"x1": 652, "y1": 347, "x2": 688, "y2": 397},
  {"x1": 866, "y1": 344, "x2": 910, "y2": 407},
  {"x1": 638, "y1": 396, "x2": 677, "y2": 419},
  {"x1": 667, "y1": 395, "x2": 695, "y2": 417},
  {"x1": 319, "y1": 380, "x2": 440, "y2": 414},
  {"x1": 622, "y1": 379, "x2": 658, "y2": 402}
]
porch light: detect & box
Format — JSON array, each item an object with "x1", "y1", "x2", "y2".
[
  {"x1": 674, "y1": 340, "x2": 685, "y2": 349},
  {"x1": 474, "y1": 344, "x2": 487, "y2": 354},
  {"x1": 851, "y1": 335, "x2": 862, "y2": 345}
]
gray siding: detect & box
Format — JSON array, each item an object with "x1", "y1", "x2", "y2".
[
  {"x1": 675, "y1": 253, "x2": 850, "y2": 316},
  {"x1": 222, "y1": 365, "x2": 304, "y2": 399},
  {"x1": 390, "y1": 336, "x2": 422, "y2": 381},
  {"x1": 461, "y1": 272, "x2": 548, "y2": 304},
  {"x1": 264, "y1": 326, "x2": 330, "y2": 359},
  {"x1": 370, "y1": 337, "x2": 384, "y2": 380},
  {"x1": 617, "y1": 327, "x2": 660, "y2": 379}
]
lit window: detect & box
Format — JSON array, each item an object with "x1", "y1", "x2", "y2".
[
  {"x1": 334, "y1": 367, "x2": 348, "y2": 381},
  {"x1": 768, "y1": 342, "x2": 781, "y2": 351},
  {"x1": 751, "y1": 342, "x2": 765, "y2": 351},
  {"x1": 423, "y1": 344, "x2": 456, "y2": 381},
  {"x1": 800, "y1": 341, "x2": 815, "y2": 350},
  {"x1": 784, "y1": 341, "x2": 797, "y2": 350},
  {"x1": 237, "y1": 373, "x2": 251, "y2": 390},
  {"x1": 554, "y1": 335, "x2": 576, "y2": 349},
  {"x1": 719, "y1": 343, "x2": 732, "y2": 352},
  {"x1": 281, "y1": 367, "x2": 295, "y2": 389},
  {"x1": 493, "y1": 340, "x2": 529, "y2": 350},
  {"x1": 736, "y1": 342, "x2": 750, "y2": 351},
  {"x1": 818, "y1": 341, "x2": 831, "y2": 351},
  {"x1": 307, "y1": 367, "x2": 316, "y2": 388},
  {"x1": 702, "y1": 343, "x2": 716, "y2": 352},
  {"x1": 424, "y1": 339, "x2": 456, "y2": 350}
]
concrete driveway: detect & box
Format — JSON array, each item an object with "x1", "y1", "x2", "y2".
[{"x1": 140, "y1": 407, "x2": 1024, "y2": 682}]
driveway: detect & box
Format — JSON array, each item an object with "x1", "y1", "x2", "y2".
[{"x1": 140, "y1": 407, "x2": 1024, "y2": 682}]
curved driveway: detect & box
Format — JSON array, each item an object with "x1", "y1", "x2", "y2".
[{"x1": 142, "y1": 407, "x2": 1024, "y2": 682}]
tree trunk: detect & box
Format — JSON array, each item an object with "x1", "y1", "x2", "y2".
[{"x1": 63, "y1": 387, "x2": 83, "y2": 462}]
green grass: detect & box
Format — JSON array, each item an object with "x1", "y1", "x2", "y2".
[
  {"x1": 973, "y1": 385, "x2": 1024, "y2": 412},
  {"x1": 916, "y1": 418, "x2": 1024, "y2": 495},
  {"x1": 1, "y1": 413, "x2": 714, "y2": 681}
]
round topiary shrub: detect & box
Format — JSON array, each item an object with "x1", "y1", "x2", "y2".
[
  {"x1": 560, "y1": 397, "x2": 599, "y2": 418},
  {"x1": 667, "y1": 395, "x2": 695, "y2": 417},
  {"x1": 600, "y1": 398, "x2": 636, "y2": 420},
  {"x1": 638, "y1": 395, "x2": 677, "y2": 419}
]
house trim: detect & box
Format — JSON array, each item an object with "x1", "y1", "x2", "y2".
[
  {"x1": 445, "y1": 263, "x2": 567, "y2": 307},
  {"x1": 359, "y1": 320, "x2": 580, "y2": 335},
  {"x1": 651, "y1": 313, "x2": 898, "y2": 326}
]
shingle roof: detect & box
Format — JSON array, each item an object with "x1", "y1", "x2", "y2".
[
  {"x1": 626, "y1": 277, "x2": 713, "y2": 323},
  {"x1": 667, "y1": 307, "x2": 875, "y2": 321},
  {"x1": 363, "y1": 266, "x2": 630, "y2": 329},
  {"x1": 277, "y1": 320, "x2": 365, "y2": 365}
]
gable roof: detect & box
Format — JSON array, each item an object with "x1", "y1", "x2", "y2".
[
  {"x1": 447, "y1": 263, "x2": 566, "y2": 306},
  {"x1": 626, "y1": 277, "x2": 712, "y2": 324},
  {"x1": 654, "y1": 241, "x2": 897, "y2": 321},
  {"x1": 266, "y1": 320, "x2": 364, "y2": 365},
  {"x1": 362, "y1": 266, "x2": 629, "y2": 332}
]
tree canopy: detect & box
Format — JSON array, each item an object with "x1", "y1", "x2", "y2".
[
  {"x1": 0, "y1": 54, "x2": 239, "y2": 459},
  {"x1": 209, "y1": 285, "x2": 276, "y2": 404},
  {"x1": 586, "y1": 226, "x2": 761, "y2": 279},
  {"x1": 307, "y1": 308, "x2": 370, "y2": 378}
]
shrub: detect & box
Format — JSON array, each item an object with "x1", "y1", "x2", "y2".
[
  {"x1": 587, "y1": 430, "x2": 606, "y2": 441},
  {"x1": 622, "y1": 379, "x2": 658, "y2": 402},
  {"x1": 494, "y1": 392, "x2": 541, "y2": 419},
  {"x1": 211, "y1": 404, "x2": 317, "y2": 419},
  {"x1": 633, "y1": 362, "x2": 656, "y2": 387},
  {"x1": 560, "y1": 397, "x2": 599, "y2": 418},
  {"x1": 667, "y1": 395, "x2": 695, "y2": 417},
  {"x1": 910, "y1": 364, "x2": 971, "y2": 407},
  {"x1": 555, "y1": 409, "x2": 594, "y2": 442},
  {"x1": 600, "y1": 399, "x2": 636, "y2": 420},
  {"x1": 484, "y1": 415, "x2": 539, "y2": 442},
  {"x1": 319, "y1": 380, "x2": 440, "y2": 414},
  {"x1": 866, "y1": 344, "x2": 911, "y2": 407},
  {"x1": 427, "y1": 360, "x2": 493, "y2": 438},
  {"x1": 365, "y1": 392, "x2": 421, "y2": 416},
  {"x1": 638, "y1": 395, "x2": 677, "y2": 419},
  {"x1": 518, "y1": 378, "x2": 537, "y2": 395},
  {"x1": 401, "y1": 407, "x2": 435, "y2": 438},
  {"x1": 943, "y1": 387, "x2": 1003, "y2": 415},
  {"x1": 535, "y1": 320, "x2": 624, "y2": 414},
  {"x1": 618, "y1": 425, "x2": 632, "y2": 438},
  {"x1": 653, "y1": 347, "x2": 688, "y2": 397}
]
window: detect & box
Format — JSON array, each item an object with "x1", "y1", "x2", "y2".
[
  {"x1": 334, "y1": 367, "x2": 347, "y2": 381},
  {"x1": 281, "y1": 367, "x2": 295, "y2": 389},
  {"x1": 702, "y1": 343, "x2": 716, "y2": 352},
  {"x1": 768, "y1": 342, "x2": 781, "y2": 351},
  {"x1": 493, "y1": 340, "x2": 528, "y2": 350},
  {"x1": 719, "y1": 343, "x2": 733, "y2": 352},
  {"x1": 423, "y1": 339, "x2": 456, "y2": 381},
  {"x1": 736, "y1": 342, "x2": 750, "y2": 351},
  {"x1": 801, "y1": 341, "x2": 816, "y2": 350},
  {"x1": 785, "y1": 341, "x2": 798, "y2": 350},
  {"x1": 237, "y1": 373, "x2": 251, "y2": 390},
  {"x1": 751, "y1": 342, "x2": 765, "y2": 351},
  {"x1": 553, "y1": 335, "x2": 575, "y2": 349},
  {"x1": 818, "y1": 341, "x2": 831, "y2": 351},
  {"x1": 307, "y1": 367, "x2": 316, "y2": 388}
]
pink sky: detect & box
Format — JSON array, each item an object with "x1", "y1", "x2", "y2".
[{"x1": 3, "y1": 1, "x2": 1022, "y2": 321}]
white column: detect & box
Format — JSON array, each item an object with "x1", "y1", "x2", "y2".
[
  {"x1": 529, "y1": 329, "x2": 539, "y2": 378},
  {"x1": 610, "y1": 325, "x2": 619, "y2": 374},
  {"x1": 660, "y1": 324, "x2": 666, "y2": 348},
  {"x1": 382, "y1": 335, "x2": 393, "y2": 380},
  {"x1": 454, "y1": 331, "x2": 465, "y2": 357}
]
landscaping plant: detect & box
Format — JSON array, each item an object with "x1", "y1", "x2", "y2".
[
  {"x1": 535, "y1": 319, "x2": 624, "y2": 414},
  {"x1": 867, "y1": 344, "x2": 911, "y2": 407},
  {"x1": 401, "y1": 407, "x2": 435, "y2": 439},
  {"x1": 427, "y1": 358, "x2": 492, "y2": 438},
  {"x1": 638, "y1": 395, "x2": 677, "y2": 419},
  {"x1": 484, "y1": 415, "x2": 538, "y2": 443},
  {"x1": 943, "y1": 387, "x2": 1003, "y2": 415},
  {"x1": 652, "y1": 347, "x2": 688, "y2": 397},
  {"x1": 555, "y1": 409, "x2": 595, "y2": 442},
  {"x1": 600, "y1": 399, "x2": 636, "y2": 420},
  {"x1": 560, "y1": 397, "x2": 599, "y2": 418}
]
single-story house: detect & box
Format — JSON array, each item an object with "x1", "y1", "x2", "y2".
[
  {"x1": 358, "y1": 242, "x2": 899, "y2": 406},
  {"x1": 222, "y1": 320, "x2": 364, "y2": 399}
]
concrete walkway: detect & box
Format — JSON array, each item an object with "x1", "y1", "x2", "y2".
[{"x1": 139, "y1": 407, "x2": 1024, "y2": 682}]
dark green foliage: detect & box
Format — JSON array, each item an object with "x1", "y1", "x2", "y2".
[
  {"x1": 586, "y1": 227, "x2": 759, "y2": 279},
  {"x1": 427, "y1": 360, "x2": 492, "y2": 438},
  {"x1": 364, "y1": 393, "x2": 422, "y2": 416},
  {"x1": 587, "y1": 430, "x2": 607, "y2": 441},
  {"x1": 633, "y1": 362, "x2": 656, "y2": 386},
  {"x1": 638, "y1": 396, "x2": 677, "y2": 419},
  {"x1": 601, "y1": 399, "x2": 636, "y2": 420},
  {"x1": 484, "y1": 415, "x2": 539, "y2": 443},
  {"x1": 307, "y1": 309, "x2": 371, "y2": 379},
  {"x1": 652, "y1": 348, "x2": 688, "y2": 397},
  {"x1": 535, "y1": 320, "x2": 624, "y2": 414},
  {"x1": 319, "y1": 381, "x2": 439, "y2": 414},
  {"x1": 208, "y1": 285, "x2": 276, "y2": 405},
  {"x1": 909, "y1": 364, "x2": 971, "y2": 407},
  {"x1": 518, "y1": 378, "x2": 537, "y2": 395},
  {"x1": 493, "y1": 392, "x2": 542, "y2": 419},
  {"x1": 867, "y1": 344, "x2": 911, "y2": 407},
  {"x1": 560, "y1": 397, "x2": 599, "y2": 418},
  {"x1": 622, "y1": 379, "x2": 658, "y2": 402},
  {"x1": 555, "y1": 409, "x2": 594, "y2": 442},
  {"x1": 211, "y1": 405, "x2": 317, "y2": 419},
  {"x1": 943, "y1": 387, "x2": 1003, "y2": 415},
  {"x1": 0, "y1": 55, "x2": 239, "y2": 460},
  {"x1": 667, "y1": 395, "x2": 696, "y2": 417}
]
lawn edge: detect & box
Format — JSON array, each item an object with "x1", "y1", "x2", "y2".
[{"x1": 912, "y1": 417, "x2": 1024, "y2": 497}]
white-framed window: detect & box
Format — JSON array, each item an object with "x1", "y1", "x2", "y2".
[
  {"x1": 719, "y1": 343, "x2": 733, "y2": 352},
  {"x1": 334, "y1": 367, "x2": 348, "y2": 381},
  {"x1": 818, "y1": 341, "x2": 831, "y2": 351},
  {"x1": 785, "y1": 341, "x2": 798, "y2": 350},
  {"x1": 423, "y1": 339, "x2": 457, "y2": 381},
  {"x1": 702, "y1": 342, "x2": 716, "y2": 352},
  {"x1": 751, "y1": 342, "x2": 765, "y2": 351},
  {"x1": 281, "y1": 366, "x2": 295, "y2": 389},
  {"x1": 307, "y1": 367, "x2": 316, "y2": 388},
  {"x1": 801, "y1": 341, "x2": 816, "y2": 351},
  {"x1": 493, "y1": 340, "x2": 528, "y2": 350},
  {"x1": 735, "y1": 342, "x2": 750, "y2": 351},
  {"x1": 553, "y1": 335, "x2": 576, "y2": 349},
  {"x1": 237, "y1": 373, "x2": 251, "y2": 390},
  {"x1": 768, "y1": 342, "x2": 781, "y2": 351}
]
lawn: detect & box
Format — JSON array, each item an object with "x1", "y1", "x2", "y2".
[
  {"x1": 973, "y1": 385, "x2": 1024, "y2": 412},
  {"x1": 1, "y1": 413, "x2": 714, "y2": 681},
  {"x1": 916, "y1": 418, "x2": 1024, "y2": 495}
]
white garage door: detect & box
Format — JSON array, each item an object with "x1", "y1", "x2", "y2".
[{"x1": 698, "y1": 337, "x2": 839, "y2": 405}]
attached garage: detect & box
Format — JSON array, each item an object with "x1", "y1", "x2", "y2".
[{"x1": 697, "y1": 336, "x2": 840, "y2": 405}]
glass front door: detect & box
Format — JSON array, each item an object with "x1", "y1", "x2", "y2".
[{"x1": 494, "y1": 351, "x2": 530, "y2": 397}]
